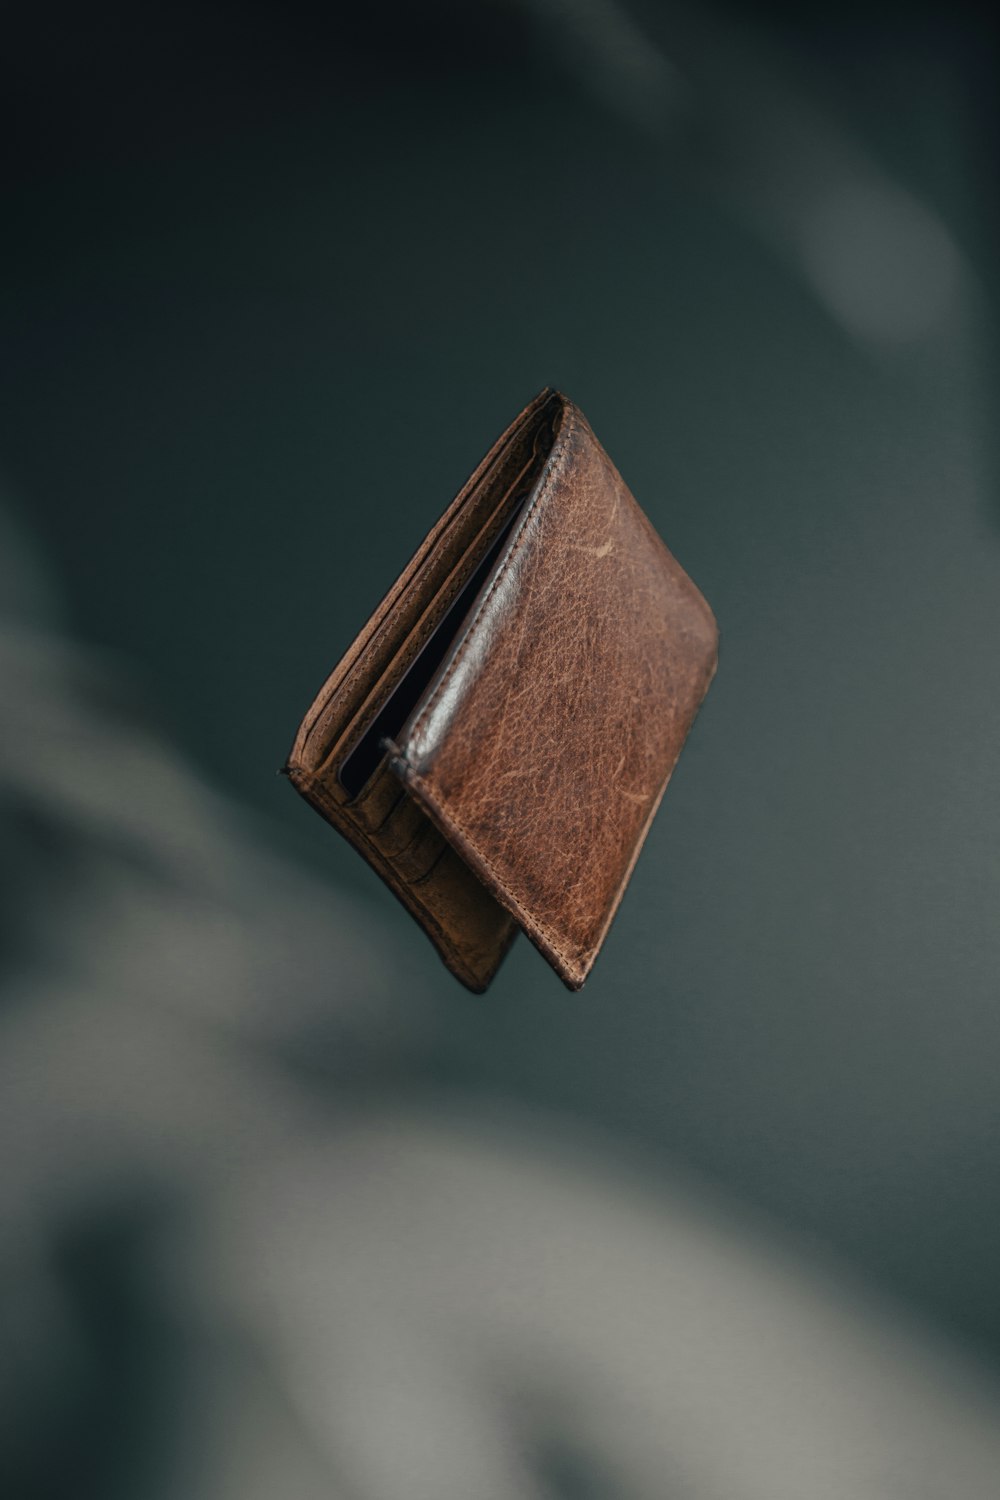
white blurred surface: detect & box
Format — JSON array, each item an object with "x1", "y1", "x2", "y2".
[{"x1": 3, "y1": 499, "x2": 1000, "y2": 1498}]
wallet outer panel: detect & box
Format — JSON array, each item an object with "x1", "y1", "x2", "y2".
[{"x1": 389, "y1": 400, "x2": 718, "y2": 990}]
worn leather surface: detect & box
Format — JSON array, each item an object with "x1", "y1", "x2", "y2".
[{"x1": 286, "y1": 390, "x2": 717, "y2": 991}]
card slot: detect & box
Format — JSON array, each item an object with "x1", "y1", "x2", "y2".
[
  {"x1": 372, "y1": 782, "x2": 408, "y2": 834},
  {"x1": 408, "y1": 840, "x2": 450, "y2": 888},
  {"x1": 358, "y1": 786, "x2": 447, "y2": 885},
  {"x1": 391, "y1": 818, "x2": 447, "y2": 884},
  {"x1": 370, "y1": 792, "x2": 427, "y2": 858},
  {"x1": 346, "y1": 757, "x2": 401, "y2": 832}
]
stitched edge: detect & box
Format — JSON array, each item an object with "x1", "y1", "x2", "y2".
[{"x1": 405, "y1": 405, "x2": 579, "y2": 758}]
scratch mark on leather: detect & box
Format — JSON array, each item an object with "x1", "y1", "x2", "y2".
[{"x1": 570, "y1": 538, "x2": 614, "y2": 559}]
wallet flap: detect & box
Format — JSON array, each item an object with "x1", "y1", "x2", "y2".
[{"x1": 388, "y1": 396, "x2": 718, "y2": 989}]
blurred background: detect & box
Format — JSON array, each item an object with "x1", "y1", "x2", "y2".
[{"x1": 3, "y1": 2, "x2": 1000, "y2": 1496}]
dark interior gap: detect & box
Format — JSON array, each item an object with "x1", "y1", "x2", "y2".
[{"x1": 338, "y1": 488, "x2": 532, "y2": 798}]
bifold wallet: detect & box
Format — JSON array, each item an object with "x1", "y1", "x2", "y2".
[{"x1": 285, "y1": 389, "x2": 717, "y2": 992}]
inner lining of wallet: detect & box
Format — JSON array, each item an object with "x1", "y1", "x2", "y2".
[{"x1": 338, "y1": 484, "x2": 533, "y2": 798}]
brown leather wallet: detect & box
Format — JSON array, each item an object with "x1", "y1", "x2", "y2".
[{"x1": 285, "y1": 389, "x2": 717, "y2": 992}]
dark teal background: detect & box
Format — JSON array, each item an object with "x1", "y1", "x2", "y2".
[{"x1": 3, "y1": 0, "x2": 999, "y2": 1358}]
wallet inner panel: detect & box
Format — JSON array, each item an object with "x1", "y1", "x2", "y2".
[
  {"x1": 333, "y1": 411, "x2": 556, "y2": 799},
  {"x1": 299, "y1": 392, "x2": 561, "y2": 786},
  {"x1": 337, "y1": 491, "x2": 529, "y2": 798}
]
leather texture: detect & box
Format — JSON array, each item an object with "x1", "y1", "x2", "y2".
[{"x1": 286, "y1": 390, "x2": 717, "y2": 992}]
